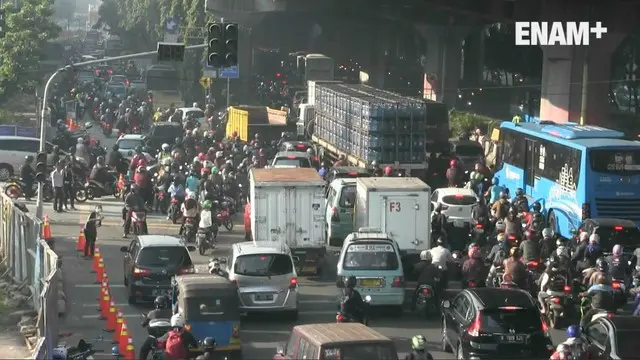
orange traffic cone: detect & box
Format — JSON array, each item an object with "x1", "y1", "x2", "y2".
[
  {"x1": 123, "y1": 337, "x2": 135, "y2": 360},
  {"x1": 97, "y1": 279, "x2": 108, "y2": 301},
  {"x1": 113, "y1": 309, "x2": 124, "y2": 344},
  {"x1": 118, "y1": 322, "x2": 129, "y2": 354},
  {"x1": 76, "y1": 229, "x2": 86, "y2": 252},
  {"x1": 94, "y1": 260, "x2": 105, "y2": 284},
  {"x1": 99, "y1": 289, "x2": 110, "y2": 320},
  {"x1": 104, "y1": 300, "x2": 117, "y2": 332},
  {"x1": 91, "y1": 247, "x2": 101, "y2": 272},
  {"x1": 41, "y1": 214, "x2": 52, "y2": 241}
]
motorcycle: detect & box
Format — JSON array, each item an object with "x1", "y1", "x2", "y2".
[
  {"x1": 611, "y1": 279, "x2": 627, "y2": 309},
  {"x1": 451, "y1": 251, "x2": 463, "y2": 280},
  {"x1": 3, "y1": 177, "x2": 54, "y2": 202},
  {"x1": 102, "y1": 121, "x2": 113, "y2": 137},
  {"x1": 543, "y1": 276, "x2": 573, "y2": 329},
  {"x1": 167, "y1": 195, "x2": 183, "y2": 224},
  {"x1": 155, "y1": 185, "x2": 169, "y2": 214},
  {"x1": 414, "y1": 282, "x2": 439, "y2": 317},
  {"x1": 75, "y1": 178, "x2": 118, "y2": 203},
  {"x1": 526, "y1": 260, "x2": 544, "y2": 283},
  {"x1": 336, "y1": 295, "x2": 371, "y2": 325},
  {"x1": 131, "y1": 211, "x2": 148, "y2": 235},
  {"x1": 216, "y1": 202, "x2": 234, "y2": 231},
  {"x1": 196, "y1": 225, "x2": 218, "y2": 256},
  {"x1": 490, "y1": 265, "x2": 505, "y2": 288},
  {"x1": 141, "y1": 315, "x2": 170, "y2": 360},
  {"x1": 181, "y1": 217, "x2": 197, "y2": 243}
]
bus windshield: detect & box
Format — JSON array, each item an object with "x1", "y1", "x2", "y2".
[
  {"x1": 146, "y1": 68, "x2": 178, "y2": 91},
  {"x1": 589, "y1": 149, "x2": 640, "y2": 174}
]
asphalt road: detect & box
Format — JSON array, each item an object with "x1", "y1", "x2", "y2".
[{"x1": 37, "y1": 123, "x2": 569, "y2": 359}]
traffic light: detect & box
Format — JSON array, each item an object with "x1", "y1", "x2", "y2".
[
  {"x1": 35, "y1": 152, "x2": 47, "y2": 183},
  {"x1": 157, "y1": 42, "x2": 185, "y2": 62},
  {"x1": 207, "y1": 23, "x2": 224, "y2": 68},
  {"x1": 223, "y1": 23, "x2": 238, "y2": 67},
  {"x1": 0, "y1": 9, "x2": 5, "y2": 38}
]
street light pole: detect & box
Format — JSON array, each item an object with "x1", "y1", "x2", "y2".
[{"x1": 35, "y1": 43, "x2": 207, "y2": 219}]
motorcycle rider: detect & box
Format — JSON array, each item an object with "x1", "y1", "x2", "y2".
[
  {"x1": 100, "y1": 108, "x2": 115, "y2": 127},
  {"x1": 557, "y1": 325, "x2": 588, "y2": 360},
  {"x1": 123, "y1": 184, "x2": 145, "y2": 238},
  {"x1": 198, "y1": 200, "x2": 217, "y2": 241},
  {"x1": 503, "y1": 247, "x2": 528, "y2": 289},
  {"x1": 138, "y1": 312, "x2": 197, "y2": 360},
  {"x1": 133, "y1": 164, "x2": 152, "y2": 206},
  {"x1": 572, "y1": 232, "x2": 591, "y2": 273},
  {"x1": 512, "y1": 188, "x2": 529, "y2": 213},
  {"x1": 519, "y1": 230, "x2": 541, "y2": 263},
  {"x1": 486, "y1": 177, "x2": 504, "y2": 203},
  {"x1": 527, "y1": 202, "x2": 545, "y2": 234},
  {"x1": 490, "y1": 191, "x2": 510, "y2": 220},
  {"x1": 412, "y1": 251, "x2": 440, "y2": 309},
  {"x1": 462, "y1": 246, "x2": 487, "y2": 287},
  {"x1": 142, "y1": 295, "x2": 172, "y2": 327},
  {"x1": 538, "y1": 256, "x2": 572, "y2": 314},
  {"x1": 485, "y1": 234, "x2": 509, "y2": 286},
  {"x1": 445, "y1": 159, "x2": 460, "y2": 187},
  {"x1": 89, "y1": 156, "x2": 110, "y2": 193},
  {"x1": 404, "y1": 335, "x2": 434, "y2": 360},
  {"x1": 180, "y1": 193, "x2": 199, "y2": 236},
  {"x1": 158, "y1": 143, "x2": 172, "y2": 162},
  {"x1": 340, "y1": 276, "x2": 366, "y2": 323},
  {"x1": 371, "y1": 160, "x2": 383, "y2": 176},
  {"x1": 19, "y1": 155, "x2": 36, "y2": 200},
  {"x1": 585, "y1": 234, "x2": 603, "y2": 268},
  {"x1": 185, "y1": 171, "x2": 199, "y2": 197},
  {"x1": 107, "y1": 144, "x2": 126, "y2": 174},
  {"x1": 504, "y1": 207, "x2": 523, "y2": 239},
  {"x1": 129, "y1": 146, "x2": 146, "y2": 171},
  {"x1": 430, "y1": 204, "x2": 447, "y2": 239},
  {"x1": 583, "y1": 258, "x2": 609, "y2": 287},
  {"x1": 539, "y1": 228, "x2": 556, "y2": 260},
  {"x1": 428, "y1": 237, "x2": 454, "y2": 289},
  {"x1": 607, "y1": 244, "x2": 631, "y2": 282},
  {"x1": 580, "y1": 273, "x2": 615, "y2": 327},
  {"x1": 75, "y1": 137, "x2": 91, "y2": 166},
  {"x1": 195, "y1": 337, "x2": 216, "y2": 360}
]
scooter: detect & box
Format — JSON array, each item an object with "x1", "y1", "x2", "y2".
[
  {"x1": 196, "y1": 225, "x2": 218, "y2": 256},
  {"x1": 141, "y1": 315, "x2": 170, "y2": 360},
  {"x1": 543, "y1": 278, "x2": 573, "y2": 329},
  {"x1": 102, "y1": 121, "x2": 113, "y2": 137},
  {"x1": 167, "y1": 195, "x2": 183, "y2": 224},
  {"x1": 132, "y1": 211, "x2": 148, "y2": 235},
  {"x1": 216, "y1": 202, "x2": 234, "y2": 231},
  {"x1": 336, "y1": 295, "x2": 371, "y2": 325},
  {"x1": 181, "y1": 217, "x2": 197, "y2": 243}
]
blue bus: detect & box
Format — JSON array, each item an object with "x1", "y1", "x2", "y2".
[{"x1": 494, "y1": 120, "x2": 640, "y2": 238}]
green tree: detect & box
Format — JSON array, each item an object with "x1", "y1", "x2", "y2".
[
  {"x1": 0, "y1": 0, "x2": 61, "y2": 100},
  {"x1": 484, "y1": 23, "x2": 542, "y2": 82}
]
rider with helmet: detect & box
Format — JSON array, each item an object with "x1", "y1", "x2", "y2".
[
  {"x1": 428, "y1": 237, "x2": 454, "y2": 289},
  {"x1": 585, "y1": 233, "x2": 603, "y2": 267},
  {"x1": 158, "y1": 143, "x2": 172, "y2": 161},
  {"x1": 527, "y1": 201, "x2": 545, "y2": 234},
  {"x1": 180, "y1": 193, "x2": 199, "y2": 235},
  {"x1": 123, "y1": 184, "x2": 145, "y2": 238},
  {"x1": 538, "y1": 256, "x2": 572, "y2": 314},
  {"x1": 486, "y1": 177, "x2": 504, "y2": 204},
  {"x1": 142, "y1": 295, "x2": 172, "y2": 327},
  {"x1": 607, "y1": 244, "x2": 631, "y2": 282},
  {"x1": 445, "y1": 159, "x2": 460, "y2": 187},
  {"x1": 75, "y1": 137, "x2": 91, "y2": 166},
  {"x1": 462, "y1": 245, "x2": 487, "y2": 287},
  {"x1": 89, "y1": 155, "x2": 109, "y2": 192},
  {"x1": 430, "y1": 204, "x2": 448, "y2": 241},
  {"x1": 504, "y1": 207, "x2": 523, "y2": 239},
  {"x1": 412, "y1": 251, "x2": 440, "y2": 308},
  {"x1": 130, "y1": 146, "x2": 146, "y2": 172},
  {"x1": 340, "y1": 276, "x2": 366, "y2": 323},
  {"x1": 539, "y1": 228, "x2": 556, "y2": 260},
  {"x1": 503, "y1": 247, "x2": 527, "y2": 289},
  {"x1": 19, "y1": 155, "x2": 35, "y2": 200},
  {"x1": 383, "y1": 166, "x2": 393, "y2": 177},
  {"x1": 198, "y1": 200, "x2": 218, "y2": 241},
  {"x1": 519, "y1": 230, "x2": 540, "y2": 263},
  {"x1": 404, "y1": 335, "x2": 434, "y2": 360},
  {"x1": 556, "y1": 325, "x2": 588, "y2": 360},
  {"x1": 584, "y1": 258, "x2": 609, "y2": 287},
  {"x1": 486, "y1": 234, "x2": 509, "y2": 286},
  {"x1": 580, "y1": 273, "x2": 615, "y2": 327},
  {"x1": 195, "y1": 337, "x2": 216, "y2": 360},
  {"x1": 138, "y1": 312, "x2": 198, "y2": 360},
  {"x1": 512, "y1": 188, "x2": 529, "y2": 213},
  {"x1": 491, "y1": 191, "x2": 510, "y2": 219}
]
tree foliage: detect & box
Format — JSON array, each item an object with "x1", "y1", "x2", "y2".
[
  {"x1": 484, "y1": 23, "x2": 542, "y2": 81},
  {"x1": 0, "y1": 0, "x2": 61, "y2": 99}
]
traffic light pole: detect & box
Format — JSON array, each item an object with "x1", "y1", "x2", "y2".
[{"x1": 35, "y1": 43, "x2": 207, "y2": 219}]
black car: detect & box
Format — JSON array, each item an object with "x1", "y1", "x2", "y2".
[
  {"x1": 576, "y1": 218, "x2": 640, "y2": 254},
  {"x1": 582, "y1": 315, "x2": 640, "y2": 359},
  {"x1": 441, "y1": 287, "x2": 553, "y2": 359},
  {"x1": 325, "y1": 166, "x2": 371, "y2": 184},
  {"x1": 145, "y1": 122, "x2": 184, "y2": 153},
  {"x1": 120, "y1": 235, "x2": 195, "y2": 304}
]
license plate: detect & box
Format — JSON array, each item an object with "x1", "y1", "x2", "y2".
[
  {"x1": 359, "y1": 279, "x2": 381, "y2": 287},
  {"x1": 454, "y1": 220, "x2": 465, "y2": 228},
  {"x1": 152, "y1": 289, "x2": 170, "y2": 297},
  {"x1": 255, "y1": 294, "x2": 273, "y2": 301},
  {"x1": 499, "y1": 335, "x2": 526, "y2": 344}
]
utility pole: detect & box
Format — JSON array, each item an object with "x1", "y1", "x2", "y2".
[{"x1": 35, "y1": 43, "x2": 206, "y2": 219}]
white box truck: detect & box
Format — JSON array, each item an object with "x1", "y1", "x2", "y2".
[
  {"x1": 249, "y1": 168, "x2": 326, "y2": 275},
  {"x1": 354, "y1": 177, "x2": 431, "y2": 271}
]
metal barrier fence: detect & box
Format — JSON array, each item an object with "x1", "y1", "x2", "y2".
[{"x1": 0, "y1": 194, "x2": 60, "y2": 358}]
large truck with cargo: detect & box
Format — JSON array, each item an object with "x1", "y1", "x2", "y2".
[
  {"x1": 225, "y1": 106, "x2": 292, "y2": 142},
  {"x1": 310, "y1": 83, "x2": 449, "y2": 177},
  {"x1": 354, "y1": 177, "x2": 431, "y2": 275},
  {"x1": 248, "y1": 168, "x2": 326, "y2": 276}
]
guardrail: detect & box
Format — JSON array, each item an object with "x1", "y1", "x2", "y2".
[{"x1": 0, "y1": 194, "x2": 60, "y2": 358}]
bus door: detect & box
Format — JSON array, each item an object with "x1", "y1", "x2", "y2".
[{"x1": 524, "y1": 139, "x2": 536, "y2": 196}]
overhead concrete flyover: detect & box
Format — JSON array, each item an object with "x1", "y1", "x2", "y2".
[{"x1": 206, "y1": 0, "x2": 640, "y2": 125}]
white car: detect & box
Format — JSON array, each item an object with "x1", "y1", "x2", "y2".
[
  {"x1": 430, "y1": 187, "x2": 478, "y2": 227},
  {"x1": 177, "y1": 107, "x2": 205, "y2": 126},
  {"x1": 270, "y1": 151, "x2": 312, "y2": 168},
  {"x1": 115, "y1": 134, "x2": 153, "y2": 162}
]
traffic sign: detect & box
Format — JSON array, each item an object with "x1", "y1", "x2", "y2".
[
  {"x1": 199, "y1": 77, "x2": 211, "y2": 88},
  {"x1": 201, "y1": 61, "x2": 216, "y2": 78},
  {"x1": 219, "y1": 65, "x2": 239, "y2": 79}
]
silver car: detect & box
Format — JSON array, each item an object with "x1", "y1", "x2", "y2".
[{"x1": 220, "y1": 242, "x2": 299, "y2": 319}]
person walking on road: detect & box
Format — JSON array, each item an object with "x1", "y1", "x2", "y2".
[
  {"x1": 51, "y1": 161, "x2": 65, "y2": 213},
  {"x1": 63, "y1": 160, "x2": 76, "y2": 211},
  {"x1": 83, "y1": 205, "x2": 102, "y2": 258}
]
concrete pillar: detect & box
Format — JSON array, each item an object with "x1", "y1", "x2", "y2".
[
  {"x1": 539, "y1": 34, "x2": 625, "y2": 124},
  {"x1": 462, "y1": 28, "x2": 485, "y2": 86},
  {"x1": 415, "y1": 24, "x2": 465, "y2": 108},
  {"x1": 368, "y1": 23, "x2": 389, "y2": 89}
]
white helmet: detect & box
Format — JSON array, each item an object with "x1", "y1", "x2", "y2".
[
  {"x1": 579, "y1": 232, "x2": 589, "y2": 242},
  {"x1": 542, "y1": 228, "x2": 553, "y2": 238},
  {"x1": 215, "y1": 151, "x2": 223, "y2": 158},
  {"x1": 495, "y1": 220, "x2": 505, "y2": 232},
  {"x1": 589, "y1": 233, "x2": 600, "y2": 243},
  {"x1": 193, "y1": 102, "x2": 199, "y2": 108},
  {"x1": 77, "y1": 138, "x2": 84, "y2": 144},
  {"x1": 162, "y1": 143, "x2": 170, "y2": 151},
  {"x1": 419, "y1": 250, "x2": 431, "y2": 262},
  {"x1": 170, "y1": 313, "x2": 185, "y2": 328}
]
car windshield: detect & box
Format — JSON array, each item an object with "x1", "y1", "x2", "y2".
[
  {"x1": 152, "y1": 125, "x2": 180, "y2": 138},
  {"x1": 480, "y1": 308, "x2": 541, "y2": 333},
  {"x1": 111, "y1": 76, "x2": 126, "y2": 82},
  {"x1": 273, "y1": 157, "x2": 311, "y2": 168},
  {"x1": 339, "y1": 186, "x2": 356, "y2": 208},
  {"x1": 136, "y1": 246, "x2": 192, "y2": 267},
  {"x1": 185, "y1": 110, "x2": 204, "y2": 119},
  {"x1": 442, "y1": 195, "x2": 477, "y2": 206},
  {"x1": 108, "y1": 86, "x2": 126, "y2": 95},
  {"x1": 342, "y1": 242, "x2": 399, "y2": 271},
  {"x1": 322, "y1": 343, "x2": 396, "y2": 360},
  {"x1": 233, "y1": 254, "x2": 293, "y2": 276},
  {"x1": 615, "y1": 330, "x2": 640, "y2": 359},
  {"x1": 455, "y1": 144, "x2": 483, "y2": 157},
  {"x1": 595, "y1": 226, "x2": 640, "y2": 252},
  {"x1": 117, "y1": 139, "x2": 143, "y2": 150}
]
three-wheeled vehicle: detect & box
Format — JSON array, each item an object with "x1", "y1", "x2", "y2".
[{"x1": 171, "y1": 274, "x2": 242, "y2": 359}]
